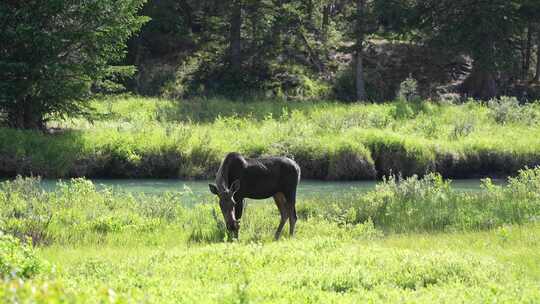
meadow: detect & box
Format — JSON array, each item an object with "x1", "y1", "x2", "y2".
[
  {"x1": 1, "y1": 168, "x2": 540, "y2": 302},
  {"x1": 1, "y1": 96, "x2": 539, "y2": 180}
]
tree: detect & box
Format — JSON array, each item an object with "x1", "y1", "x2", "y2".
[
  {"x1": 410, "y1": 0, "x2": 521, "y2": 99},
  {"x1": 517, "y1": 0, "x2": 540, "y2": 81},
  {"x1": 340, "y1": 0, "x2": 384, "y2": 101},
  {"x1": 519, "y1": 0, "x2": 540, "y2": 82},
  {"x1": 354, "y1": 0, "x2": 367, "y2": 101},
  {"x1": 0, "y1": 0, "x2": 147, "y2": 130},
  {"x1": 229, "y1": 0, "x2": 243, "y2": 71},
  {"x1": 537, "y1": 32, "x2": 540, "y2": 82}
]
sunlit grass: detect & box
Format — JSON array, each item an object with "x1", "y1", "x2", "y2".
[
  {"x1": 1, "y1": 96, "x2": 539, "y2": 179},
  {"x1": 2, "y1": 169, "x2": 540, "y2": 302}
]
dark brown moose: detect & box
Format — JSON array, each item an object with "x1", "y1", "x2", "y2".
[{"x1": 209, "y1": 152, "x2": 301, "y2": 240}]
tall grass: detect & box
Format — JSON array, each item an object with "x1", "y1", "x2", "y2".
[
  {"x1": 1, "y1": 168, "x2": 540, "y2": 246},
  {"x1": 1, "y1": 169, "x2": 540, "y2": 302},
  {"x1": 1, "y1": 96, "x2": 540, "y2": 179}
]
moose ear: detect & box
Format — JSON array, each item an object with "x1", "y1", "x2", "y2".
[
  {"x1": 230, "y1": 179, "x2": 241, "y2": 192},
  {"x1": 209, "y1": 184, "x2": 219, "y2": 195}
]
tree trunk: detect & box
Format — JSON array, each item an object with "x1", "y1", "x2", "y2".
[
  {"x1": 355, "y1": 0, "x2": 367, "y2": 101},
  {"x1": 322, "y1": 5, "x2": 330, "y2": 42},
  {"x1": 523, "y1": 24, "x2": 533, "y2": 81},
  {"x1": 178, "y1": 0, "x2": 201, "y2": 33},
  {"x1": 134, "y1": 36, "x2": 143, "y2": 94},
  {"x1": 269, "y1": 1, "x2": 283, "y2": 57},
  {"x1": 229, "y1": 0, "x2": 242, "y2": 71},
  {"x1": 7, "y1": 99, "x2": 45, "y2": 130},
  {"x1": 249, "y1": 3, "x2": 258, "y2": 50},
  {"x1": 307, "y1": 0, "x2": 313, "y2": 23},
  {"x1": 460, "y1": 65, "x2": 497, "y2": 100},
  {"x1": 536, "y1": 28, "x2": 540, "y2": 82}
]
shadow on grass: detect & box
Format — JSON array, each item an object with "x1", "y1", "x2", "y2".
[
  {"x1": 0, "y1": 128, "x2": 86, "y2": 178},
  {"x1": 155, "y1": 98, "x2": 316, "y2": 123}
]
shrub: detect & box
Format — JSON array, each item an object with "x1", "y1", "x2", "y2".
[
  {"x1": 0, "y1": 177, "x2": 53, "y2": 245},
  {"x1": 0, "y1": 232, "x2": 42, "y2": 279},
  {"x1": 450, "y1": 116, "x2": 476, "y2": 140},
  {"x1": 332, "y1": 67, "x2": 389, "y2": 102},
  {"x1": 392, "y1": 100, "x2": 415, "y2": 119},
  {"x1": 0, "y1": 279, "x2": 76, "y2": 303},
  {"x1": 351, "y1": 169, "x2": 540, "y2": 232},
  {"x1": 2, "y1": 96, "x2": 540, "y2": 181},
  {"x1": 398, "y1": 77, "x2": 420, "y2": 102},
  {"x1": 488, "y1": 96, "x2": 539, "y2": 125}
]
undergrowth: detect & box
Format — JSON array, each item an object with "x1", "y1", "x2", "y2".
[
  {"x1": 1, "y1": 167, "x2": 539, "y2": 246},
  {"x1": 1, "y1": 96, "x2": 539, "y2": 180},
  {"x1": 1, "y1": 169, "x2": 540, "y2": 302}
]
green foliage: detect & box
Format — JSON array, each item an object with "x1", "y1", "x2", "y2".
[
  {"x1": 0, "y1": 0, "x2": 148, "y2": 129},
  {"x1": 16, "y1": 0, "x2": 531, "y2": 104},
  {"x1": 0, "y1": 177, "x2": 53, "y2": 245},
  {"x1": 1, "y1": 172, "x2": 540, "y2": 301},
  {"x1": 1, "y1": 168, "x2": 540, "y2": 246},
  {"x1": 332, "y1": 68, "x2": 357, "y2": 102},
  {"x1": 0, "y1": 176, "x2": 186, "y2": 245},
  {"x1": 332, "y1": 66, "x2": 397, "y2": 102},
  {"x1": 309, "y1": 167, "x2": 540, "y2": 233},
  {"x1": 355, "y1": 173, "x2": 509, "y2": 232},
  {"x1": 397, "y1": 77, "x2": 420, "y2": 102},
  {"x1": 0, "y1": 232, "x2": 42, "y2": 279},
  {"x1": 0, "y1": 279, "x2": 78, "y2": 303},
  {"x1": 2, "y1": 96, "x2": 540, "y2": 180},
  {"x1": 450, "y1": 114, "x2": 476, "y2": 140},
  {"x1": 488, "y1": 96, "x2": 540, "y2": 125},
  {"x1": 392, "y1": 100, "x2": 415, "y2": 119},
  {"x1": 410, "y1": 0, "x2": 521, "y2": 72},
  {"x1": 186, "y1": 204, "x2": 227, "y2": 243}
]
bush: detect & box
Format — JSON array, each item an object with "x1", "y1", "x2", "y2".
[
  {"x1": 0, "y1": 169, "x2": 540, "y2": 247},
  {"x1": 488, "y1": 96, "x2": 539, "y2": 125},
  {"x1": 392, "y1": 100, "x2": 415, "y2": 119},
  {"x1": 0, "y1": 177, "x2": 53, "y2": 245},
  {"x1": 332, "y1": 67, "x2": 388, "y2": 102},
  {"x1": 0, "y1": 232, "x2": 42, "y2": 279},
  {"x1": 350, "y1": 169, "x2": 540, "y2": 232},
  {"x1": 397, "y1": 76, "x2": 420, "y2": 102},
  {"x1": 450, "y1": 116, "x2": 476, "y2": 140}
]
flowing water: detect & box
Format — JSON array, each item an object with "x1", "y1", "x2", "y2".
[{"x1": 35, "y1": 178, "x2": 504, "y2": 205}]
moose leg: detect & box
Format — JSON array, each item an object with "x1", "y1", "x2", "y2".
[
  {"x1": 235, "y1": 199, "x2": 245, "y2": 220},
  {"x1": 273, "y1": 192, "x2": 289, "y2": 240},
  {"x1": 285, "y1": 191, "x2": 297, "y2": 236},
  {"x1": 229, "y1": 199, "x2": 244, "y2": 240}
]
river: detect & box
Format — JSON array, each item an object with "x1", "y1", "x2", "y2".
[{"x1": 34, "y1": 178, "x2": 504, "y2": 205}]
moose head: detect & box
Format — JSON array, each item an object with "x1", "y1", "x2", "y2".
[{"x1": 209, "y1": 179, "x2": 241, "y2": 235}]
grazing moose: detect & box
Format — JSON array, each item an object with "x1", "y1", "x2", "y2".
[{"x1": 209, "y1": 152, "x2": 301, "y2": 240}]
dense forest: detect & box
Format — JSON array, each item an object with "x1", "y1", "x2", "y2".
[
  {"x1": 125, "y1": 0, "x2": 540, "y2": 102},
  {"x1": 2, "y1": 1, "x2": 540, "y2": 130}
]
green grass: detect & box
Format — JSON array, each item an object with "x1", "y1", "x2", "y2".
[
  {"x1": 3, "y1": 224, "x2": 540, "y2": 302},
  {"x1": 2, "y1": 97, "x2": 540, "y2": 302},
  {"x1": 30, "y1": 226, "x2": 540, "y2": 303},
  {"x1": 1, "y1": 95, "x2": 539, "y2": 179},
  {"x1": 1, "y1": 169, "x2": 540, "y2": 302}
]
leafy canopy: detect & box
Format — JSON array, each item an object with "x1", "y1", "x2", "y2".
[{"x1": 0, "y1": 0, "x2": 148, "y2": 129}]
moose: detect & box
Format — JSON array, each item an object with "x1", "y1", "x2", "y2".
[{"x1": 209, "y1": 152, "x2": 301, "y2": 240}]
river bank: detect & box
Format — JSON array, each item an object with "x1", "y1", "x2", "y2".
[{"x1": 1, "y1": 96, "x2": 539, "y2": 180}]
